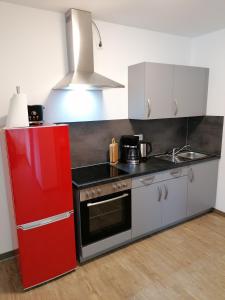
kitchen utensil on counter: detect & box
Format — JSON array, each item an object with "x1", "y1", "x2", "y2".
[
  {"x1": 109, "y1": 138, "x2": 119, "y2": 164},
  {"x1": 6, "y1": 86, "x2": 29, "y2": 128},
  {"x1": 139, "y1": 140, "x2": 152, "y2": 161},
  {"x1": 120, "y1": 135, "x2": 140, "y2": 165},
  {"x1": 28, "y1": 105, "x2": 44, "y2": 126},
  {"x1": 134, "y1": 134, "x2": 143, "y2": 141}
]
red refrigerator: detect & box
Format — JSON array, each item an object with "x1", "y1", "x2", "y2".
[{"x1": 5, "y1": 124, "x2": 77, "y2": 289}]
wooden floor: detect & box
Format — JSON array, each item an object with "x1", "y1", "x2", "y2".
[{"x1": 1, "y1": 212, "x2": 225, "y2": 300}]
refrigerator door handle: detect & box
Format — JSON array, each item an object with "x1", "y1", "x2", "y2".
[{"x1": 17, "y1": 210, "x2": 74, "y2": 231}]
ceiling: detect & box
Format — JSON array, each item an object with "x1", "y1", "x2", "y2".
[{"x1": 3, "y1": 0, "x2": 225, "y2": 37}]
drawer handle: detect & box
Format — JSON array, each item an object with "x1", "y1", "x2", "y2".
[
  {"x1": 140, "y1": 176, "x2": 155, "y2": 185},
  {"x1": 170, "y1": 169, "x2": 181, "y2": 177}
]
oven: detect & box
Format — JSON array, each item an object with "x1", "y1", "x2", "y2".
[{"x1": 79, "y1": 179, "x2": 131, "y2": 246}]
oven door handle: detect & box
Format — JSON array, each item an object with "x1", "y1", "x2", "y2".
[{"x1": 87, "y1": 193, "x2": 129, "y2": 207}]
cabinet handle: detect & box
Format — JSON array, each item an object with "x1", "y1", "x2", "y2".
[
  {"x1": 147, "y1": 98, "x2": 151, "y2": 118},
  {"x1": 170, "y1": 169, "x2": 181, "y2": 177},
  {"x1": 17, "y1": 211, "x2": 74, "y2": 230},
  {"x1": 87, "y1": 193, "x2": 129, "y2": 207},
  {"x1": 164, "y1": 184, "x2": 168, "y2": 200},
  {"x1": 188, "y1": 168, "x2": 194, "y2": 182},
  {"x1": 174, "y1": 99, "x2": 178, "y2": 116},
  {"x1": 140, "y1": 175, "x2": 155, "y2": 185},
  {"x1": 157, "y1": 186, "x2": 162, "y2": 202}
]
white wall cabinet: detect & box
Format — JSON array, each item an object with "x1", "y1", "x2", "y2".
[{"x1": 128, "y1": 62, "x2": 209, "y2": 119}]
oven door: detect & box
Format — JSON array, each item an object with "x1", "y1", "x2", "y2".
[{"x1": 80, "y1": 190, "x2": 131, "y2": 246}]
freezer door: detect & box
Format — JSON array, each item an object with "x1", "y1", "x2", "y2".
[
  {"x1": 17, "y1": 211, "x2": 76, "y2": 289},
  {"x1": 5, "y1": 125, "x2": 73, "y2": 224}
]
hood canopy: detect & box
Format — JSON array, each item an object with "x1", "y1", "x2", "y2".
[{"x1": 53, "y1": 9, "x2": 124, "y2": 90}]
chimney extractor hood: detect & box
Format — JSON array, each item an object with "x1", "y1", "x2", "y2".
[{"x1": 53, "y1": 9, "x2": 124, "y2": 91}]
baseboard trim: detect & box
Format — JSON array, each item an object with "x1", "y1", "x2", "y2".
[
  {"x1": 0, "y1": 250, "x2": 16, "y2": 262},
  {"x1": 214, "y1": 208, "x2": 225, "y2": 217}
]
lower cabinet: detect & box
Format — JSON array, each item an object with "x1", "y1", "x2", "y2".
[
  {"x1": 162, "y1": 176, "x2": 187, "y2": 226},
  {"x1": 131, "y1": 160, "x2": 219, "y2": 240},
  {"x1": 132, "y1": 176, "x2": 187, "y2": 239},
  {"x1": 187, "y1": 160, "x2": 219, "y2": 217},
  {"x1": 132, "y1": 182, "x2": 162, "y2": 239}
]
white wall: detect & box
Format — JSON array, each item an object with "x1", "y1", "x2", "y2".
[
  {"x1": 191, "y1": 30, "x2": 225, "y2": 212},
  {"x1": 0, "y1": 2, "x2": 68, "y2": 126},
  {"x1": 0, "y1": 137, "x2": 14, "y2": 254},
  {"x1": 0, "y1": 133, "x2": 17, "y2": 255},
  {"x1": 0, "y1": 1, "x2": 192, "y2": 254},
  {"x1": 0, "y1": 1, "x2": 191, "y2": 124}
]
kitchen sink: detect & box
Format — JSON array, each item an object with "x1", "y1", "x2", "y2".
[
  {"x1": 155, "y1": 154, "x2": 187, "y2": 164},
  {"x1": 177, "y1": 151, "x2": 208, "y2": 160},
  {"x1": 156, "y1": 151, "x2": 209, "y2": 164}
]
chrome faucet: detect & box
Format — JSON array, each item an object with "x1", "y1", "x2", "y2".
[{"x1": 171, "y1": 144, "x2": 191, "y2": 162}]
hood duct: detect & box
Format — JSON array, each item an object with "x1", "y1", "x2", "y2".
[{"x1": 53, "y1": 9, "x2": 124, "y2": 90}]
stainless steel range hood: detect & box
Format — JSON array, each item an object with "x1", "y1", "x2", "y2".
[{"x1": 53, "y1": 9, "x2": 124, "y2": 90}]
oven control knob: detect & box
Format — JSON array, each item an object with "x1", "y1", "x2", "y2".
[
  {"x1": 122, "y1": 182, "x2": 127, "y2": 188},
  {"x1": 97, "y1": 188, "x2": 102, "y2": 195},
  {"x1": 117, "y1": 183, "x2": 122, "y2": 189},
  {"x1": 92, "y1": 190, "x2": 96, "y2": 197},
  {"x1": 112, "y1": 184, "x2": 117, "y2": 191},
  {"x1": 85, "y1": 191, "x2": 90, "y2": 199}
]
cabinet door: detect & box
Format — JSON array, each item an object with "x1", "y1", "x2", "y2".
[
  {"x1": 132, "y1": 183, "x2": 162, "y2": 239},
  {"x1": 6, "y1": 126, "x2": 73, "y2": 224},
  {"x1": 187, "y1": 160, "x2": 218, "y2": 217},
  {"x1": 145, "y1": 63, "x2": 174, "y2": 119},
  {"x1": 162, "y1": 176, "x2": 187, "y2": 226},
  {"x1": 17, "y1": 212, "x2": 76, "y2": 289},
  {"x1": 173, "y1": 65, "x2": 208, "y2": 117},
  {"x1": 128, "y1": 63, "x2": 146, "y2": 119},
  {"x1": 128, "y1": 62, "x2": 174, "y2": 120}
]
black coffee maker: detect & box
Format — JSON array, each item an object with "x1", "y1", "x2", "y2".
[
  {"x1": 120, "y1": 135, "x2": 140, "y2": 165},
  {"x1": 28, "y1": 105, "x2": 44, "y2": 126}
]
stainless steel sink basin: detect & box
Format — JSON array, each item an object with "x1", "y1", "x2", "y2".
[
  {"x1": 155, "y1": 154, "x2": 187, "y2": 164},
  {"x1": 156, "y1": 151, "x2": 209, "y2": 164},
  {"x1": 177, "y1": 151, "x2": 208, "y2": 160}
]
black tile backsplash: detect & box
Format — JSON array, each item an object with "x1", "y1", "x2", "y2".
[
  {"x1": 130, "y1": 118, "x2": 187, "y2": 156},
  {"x1": 187, "y1": 116, "x2": 223, "y2": 155},
  {"x1": 68, "y1": 116, "x2": 223, "y2": 168},
  {"x1": 69, "y1": 120, "x2": 133, "y2": 167}
]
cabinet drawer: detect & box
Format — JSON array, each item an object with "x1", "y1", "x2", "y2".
[{"x1": 132, "y1": 167, "x2": 187, "y2": 189}]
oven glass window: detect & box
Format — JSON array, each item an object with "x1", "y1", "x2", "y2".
[
  {"x1": 89, "y1": 197, "x2": 124, "y2": 233},
  {"x1": 81, "y1": 191, "x2": 131, "y2": 246}
]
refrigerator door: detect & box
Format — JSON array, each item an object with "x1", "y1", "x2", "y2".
[
  {"x1": 17, "y1": 210, "x2": 76, "y2": 289},
  {"x1": 6, "y1": 125, "x2": 73, "y2": 225}
]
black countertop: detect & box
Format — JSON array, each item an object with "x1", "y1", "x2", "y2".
[{"x1": 72, "y1": 154, "x2": 220, "y2": 189}]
